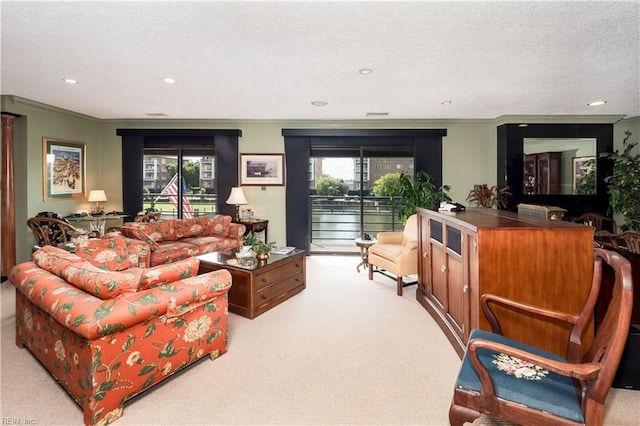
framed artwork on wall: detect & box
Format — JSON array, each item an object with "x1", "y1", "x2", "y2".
[
  {"x1": 43, "y1": 137, "x2": 86, "y2": 201},
  {"x1": 240, "y1": 153, "x2": 285, "y2": 186}
]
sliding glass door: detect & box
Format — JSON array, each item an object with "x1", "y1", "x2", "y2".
[{"x1": 309, "y1": 147, "x2": 413, "y2": 254}]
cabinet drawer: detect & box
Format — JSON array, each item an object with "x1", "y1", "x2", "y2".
[
  {"x1": 254, "y1": 259, "x2": 303, "y2": 291},
  {"x1": 256, "y1": 273, "x2": 304, "y2": 309}
]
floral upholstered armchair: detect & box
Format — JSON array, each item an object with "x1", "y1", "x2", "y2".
[{"x1": 8, "y1": 241, "x2": 232, "y2": 426}]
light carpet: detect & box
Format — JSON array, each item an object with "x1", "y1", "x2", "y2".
[{"x1": 1, "y1": 255, "x2": 639, "y2": 425}]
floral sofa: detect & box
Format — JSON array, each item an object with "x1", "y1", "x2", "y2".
[
  {"x1": 8, "y1": 239, "x2": 232, "y2": 426},
  {"x1": 118, "y1": 215, "x2": 245, "y2": 267}
]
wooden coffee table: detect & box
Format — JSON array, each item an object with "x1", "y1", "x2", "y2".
[{"x1": 196, "y1": 249, "x2": 306, "y2": 319}]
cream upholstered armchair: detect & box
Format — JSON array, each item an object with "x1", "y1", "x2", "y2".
[{"x1": 368, "y1": 214, "x2": 418, "y2": 296}]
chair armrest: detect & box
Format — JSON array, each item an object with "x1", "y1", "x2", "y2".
[
  {"x1": 376, "y1": 231, "x2": 403, "y2": 244},
  {"x1": 227, "y1": 223, "x2": 246, "y2": 247},
  {"x1": 397, "y1": 240, "x2": 418, "y2": 257},
  {"x1": 481, "y1": 293, "x2": 579, "y2": 335}
]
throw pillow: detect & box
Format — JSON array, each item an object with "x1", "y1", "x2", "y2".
[
  {"x1": 120, "y1": 223, "x2": 160, "y2": 250},
  {"x1": 33, "y1": 246, "x2": 83, "y2": 278},
  {"x1": 138, "y1": 257, "x2": 200, "y2": 291},
  {"x1": 75, "y1": 236, "x2": 139, "y2": 271},
  {"x1": 62, "y1": 262, "x2": 141, "y2": 299},
  {"x1": 209, "y1": 215, "x2": 231, "y2": 237}
]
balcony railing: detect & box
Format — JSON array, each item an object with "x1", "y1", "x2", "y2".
[{"x1": 310, "y1": 195, "x2": 402, "y2": 250}]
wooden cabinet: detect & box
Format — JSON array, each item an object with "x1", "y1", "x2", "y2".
[
  {"x1": 522, "y1": 152, "x2": 562, "y2": 194},
  {"x1": 417, "y1": 207, "x2": 594, "y2": 358}
]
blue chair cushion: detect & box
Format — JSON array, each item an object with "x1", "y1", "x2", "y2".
[{"x1": 455, "y1": 329, "x2": 584, "y2": 423}]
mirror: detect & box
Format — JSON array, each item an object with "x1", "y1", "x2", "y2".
[
  {"x1": 497, "y1": 123, "x2": 613, "y2": 217},
  {"x1": 523, "y1": 138, "x2": 597, "y2": 195}
]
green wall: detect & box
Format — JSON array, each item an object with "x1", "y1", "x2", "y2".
[{"x1": 2, "y1": 95, "x2": 634, "y2": 263}]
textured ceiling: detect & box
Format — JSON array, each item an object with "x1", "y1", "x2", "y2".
[{"x1": 1, "y1": 1, "x2": 639, "y2": 120}]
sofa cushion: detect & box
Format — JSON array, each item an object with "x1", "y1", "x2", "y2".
[
  {"x1": 74, "y1": 236, "x2": 141, "y2": 271},
  {"x1": 369, "y1": 243, "x2": 406, "y2": 261},
  {"x1": 139, "y1": 257, "x2": 200, "y2": 291},
  {"x1": 149, "y1": 241, "x2": 200, "y2": 267},
  {"x1": 181, "y1": 236, "x2": 239, "y2": 254},
  {"x1": 62, "y1": 262, "x2": 141, "y2": 299},
  {"x1": 33, "y1": 246, "x2": 84, "y2": 278}
]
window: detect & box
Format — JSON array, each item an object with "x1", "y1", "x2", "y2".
[
  {"x1": 143, "y1": 148, "x2": 216, "y2": 218},
  {"x1": 118, "y1": 128, "x2": 241, "y2": 221}
]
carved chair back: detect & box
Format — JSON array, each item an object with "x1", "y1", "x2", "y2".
[{"x1": 449, "y1": 248, "x2": 633, "y2": 426}]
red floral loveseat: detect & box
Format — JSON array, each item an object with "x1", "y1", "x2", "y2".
[
  {"x1": 8, "y1": 239, "x2": 232, "y2": 426},
  {"x1": 118, "y1": 215, "x2": 245, "y2": 267}
]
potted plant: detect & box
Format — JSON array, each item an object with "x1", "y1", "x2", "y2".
[
  {"x1": 242, "y1": 233, "x2": 261, "y2": 249},
  {"x1": 242, "y1": 233, "x2": 276, "y2": 260},
  {"x1": 466, "y1": 184, "x2": 511, "y2": 209},
  {"x1": 253, "y1": 240, "x2": 277, "y2": 261},
  {"x1": 389, "y1": 171, "x2": 452, "y2": 224},
  {"x1": 600, "y1": 130, "x2": 640, "y2": 230}
]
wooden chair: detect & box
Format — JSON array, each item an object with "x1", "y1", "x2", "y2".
[
  {"x1": 135, "y1": 210, "x2": 162, "y2": 223},
  {"x1": 572, "y1": 212, "x2": 618, "y2": 234},
  {"x1": 613, "y1": 230, "x2": 640, "y2": 254},
  {"x1": 449, "y1": 248, "x2": 633, "y2": 426},
  {"x1": 27, "y1": 216, "x2": 100, "y2": 247}
]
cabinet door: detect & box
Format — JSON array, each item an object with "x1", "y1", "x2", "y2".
[
  {"x1": 523, "y1": 155, "x2": 537, "y2": 194},
  {"x1": 536, "y1": 152, "x2": 562, "y2": 194},
  {"x1": 445, "y1": 226, "x2": 466, "y2": 340},
  {"x1": 537, "y1": 155, "x2": 550, "y2": 194},
  {"x1": 418, "y1": 213, "x2": 429, "y2": 294},
  {"x1": 467, "y1": 233, "x2": 479, "y2": 333},
  {"x1": 427, "y1": 219, "x2": 447, "y2": 309}
]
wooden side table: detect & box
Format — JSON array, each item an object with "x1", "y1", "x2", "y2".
[
  {"x1": 355, "y1": 238, "x2": 377, "y2": 272},
  {"x1": 234, "y1": 219, "x2": 268, "y2": 242}
]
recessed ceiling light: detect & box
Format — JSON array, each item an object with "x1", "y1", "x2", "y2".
[
  {"x1": 163, "y1": 77, "x2": 176, "y2": 84},
  {"x1": 311, "y1": 101, "x2": 328, "y2": 107},
  {"x1": 518, "y1": 123, "x2": 529, "y2": 128},
  {"x1": 62, "y1": 78, "x2": 78, "y2": 84},
  {"x1": 588, "y1": 100, "x2": 607, "y2": 106},
  {"x1": 358, "y1": 68, "x2": 372, "y2": 75},
  {"x1": 441, "y1": 100, "x2": 452, "y2": 105}
]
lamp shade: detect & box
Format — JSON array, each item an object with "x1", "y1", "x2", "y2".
[
  {"x1": 88, "y1": 190, "x2": 107, "y2": 202},
  {"x1": 226, "y1": 187, "x2": 248, "y2": 205}
]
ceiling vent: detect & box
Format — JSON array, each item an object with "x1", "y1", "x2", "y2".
[{"x1": 366, "y1": 112, "x2": 389, "y2": 117}]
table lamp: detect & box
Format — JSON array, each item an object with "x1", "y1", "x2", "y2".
[
  {"x1": 88, "y1": 190, "x2": 107, "y2": 214},
  {"x1": 226, "y1": 187, "x2": 248, "y2": 221}
]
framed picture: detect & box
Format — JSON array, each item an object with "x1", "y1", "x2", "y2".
[
  {"x1": 572, "y1": 156, "x2": 596, "y2": 193},
  {"x1": 240, "y1": 153, "x2": 285, "y2": 186},
  {"x1": 43, "y1": 137, "x2": 86, "y2": 200}
]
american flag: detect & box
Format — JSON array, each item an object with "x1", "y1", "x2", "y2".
[{"x1": 162, "y1": 174, "x2": 193, "y2": 218}]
